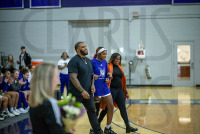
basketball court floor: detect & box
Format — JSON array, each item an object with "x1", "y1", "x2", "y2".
[{"x1": 0, "y1": 86, "x2": 200, "y2": 134}]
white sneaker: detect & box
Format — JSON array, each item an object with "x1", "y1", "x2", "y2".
[
  {"x1": 15, "y1": 109, "x2": 21, "y2": 114},
  {"x1": 25, "y1": 106, "x2": 30, "y2": 112},
  {"x1": 18, "y1": 108, "x2": 27, "y2": 114},
  {"x1": 11, "y1": 110, "x2": 20, "y2": 116},
  {"x1": 0, "y1": 115, "x2": 4, "y2": 121},
  {"x1": 7, "y1": 111, "x2": 15, "y2": 117},
  {"x1": 2, "y1": 112, "x2": 8, "y2": 119}
]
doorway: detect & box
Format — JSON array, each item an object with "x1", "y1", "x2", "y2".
[{"x1": 173, "y1": 41, "x2": 195, "y2": 86}]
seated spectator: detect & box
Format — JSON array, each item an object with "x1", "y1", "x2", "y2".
[
  {"x1": 27, "y1": 64, "x2": 35, "y2": 82},
  {"x1": 0, "y1": 96, "x2": 3, "y2": 120},
  {"x1": 21, "y1": 70, "x2": 31, "y2": 102},
  {"x1": 0, "y1": 95, "x2": 13, "y2": 121},
  {"x1": 2, "y1": 70, "x2": 20, "y2": 116},
  {"x1": 0, "y1": 95, "x2": 8, "y2": 121},
  {"x1": 9, "y1": 70, "x2": 29, "y2": 113},
  {"x1": 0, "y1": 94, "x2": 16, "y2": 120}
]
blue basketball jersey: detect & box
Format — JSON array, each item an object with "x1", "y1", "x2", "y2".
[{"x1": 91, "y1": 58, "x2": 110, "y2": 97}]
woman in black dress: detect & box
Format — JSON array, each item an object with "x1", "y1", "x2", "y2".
[{"x1": 98, "y1": 53, "x2": 138, "y2": 133}]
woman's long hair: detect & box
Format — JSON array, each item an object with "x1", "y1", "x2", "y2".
[
  {"x1": 13, "y1": 70, "x2": 19, "y2": 81},
  {"x1": 30, "y1": 63, "x2": 55, "y2": 107},
  {"x1": 108, "y1": 53, "x2": 122, "y2": 65},
  {"x1": 8, "y1": 54, "x2": 14, "y2": 66}
]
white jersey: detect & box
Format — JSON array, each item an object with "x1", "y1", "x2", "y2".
[
  {"x1": 57, "y1": 58, "x2": 70, "y2": 75},
  {"x1": 28, "y1": 70, "x2": 32, "y2": 82}
]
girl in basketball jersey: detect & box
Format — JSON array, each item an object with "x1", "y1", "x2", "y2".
[
  {"x1": 90, "y1": 47, "x2": 116, "y2": 134},
  {"x1": 92, "y1": 47, "x2": 104, "y2": 116},
  {"x1": 98, "y1": 53, "x2": 138, "y2": 133}
]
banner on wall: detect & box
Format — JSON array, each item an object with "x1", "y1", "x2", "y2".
[
  {"x1": 30, "y1": 0, "x2": 61, "y2": 8},
  {"x1": 172, "y1": 0, "x2": 200, "y2": 4},
  {"x1": 0, "y1": 0, "x2": 23, "y2": 9}
]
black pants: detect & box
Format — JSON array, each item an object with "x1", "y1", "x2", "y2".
[
  {"x1": 76, "y1": 95, "x2": 103, "y2": 134},
  {"x1": 98, "y1": 87, "x2": 130, "y2": 128}
]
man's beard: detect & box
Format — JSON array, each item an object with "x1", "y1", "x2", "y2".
[{"x1": 80, "y1": 50, "x2": 88, "y2": 55}]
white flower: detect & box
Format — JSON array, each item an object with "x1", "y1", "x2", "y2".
[{"x1": 63, "y1": 105, "x2": 81, "y2": 116}]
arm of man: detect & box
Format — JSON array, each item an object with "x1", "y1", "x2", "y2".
[
  {"x1": 69, "y1": 73, "x2": 90, "y2": 99},
  {"x1": 90, "y1": 75, "x2": 96, "y2": 93},
  {"x1": 27, "y1": 53, "x2": 32, "y2": 66},
  {"x1": 17, "y1": 55, "x2": 21, "y2": 64},
  {"x1": 90, "y1": 61, "x2": 96, "y2": 93}
]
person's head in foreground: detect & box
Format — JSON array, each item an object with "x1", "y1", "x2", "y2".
[
  {"x1": 30, "y1": 62, "x2": 58, "y2": 107},
  {"x1": 29, "y1": 63, "x2": 73, "y2": 134}
]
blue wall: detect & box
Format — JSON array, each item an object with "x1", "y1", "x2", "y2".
[
  {"x1": 1, "y1": 0, "x2": 172, "y2": 8},
  {"x1": 173, "y1": 0, "x2": 200, "y2": 4},
  {"x1": 0, "y1": 0, "x2": 23, "y2": 8},
  {"x1": 2, "y1": 0, "x2": 200, "y2": 9},
  {"x1": 61, "y1": 0, "x2": 171, "y2": 7}
]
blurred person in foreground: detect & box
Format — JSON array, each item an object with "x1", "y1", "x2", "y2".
[{"x1": 29, "y1": 63, "x2": 71, "y2": 134}]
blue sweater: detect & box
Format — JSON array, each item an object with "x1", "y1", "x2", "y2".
[
  {"x1": 1, "y1": 78, "x2": 11, "y2": 92},
  {"x1": 21, "y1": 78, "x2": 30, "y2": 91},
  {"x1": 18, "y1": 72, "x2": 23, "y2": 80}
]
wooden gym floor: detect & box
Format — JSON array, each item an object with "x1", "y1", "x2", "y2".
[
  {"x1": 0, "y1": 86, "x2": 199, "y2": 134},
  {"x1": 75, "y1": 86, "x2": 200, "y2": 134}
]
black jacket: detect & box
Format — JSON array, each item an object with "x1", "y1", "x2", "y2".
[
  {"x1": 29, "y1": 98, "x2": 70, "y2": 134},
  {"x1": 19, "y1": 52, "x2": 32, "y2": 67}
]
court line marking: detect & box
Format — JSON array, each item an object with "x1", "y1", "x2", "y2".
[
  {"x1": 112, "y1": 104, "x2": 140, "y2": 134},
  {"x1": 129, "y1": 120, "x2": 164, "y2": 134},
  {"x1": 112, "y1": 104, "x2": 165, "y2": 134},
  {"x1": 126, "y1": 99, "x2": 200, "y2": 105}
]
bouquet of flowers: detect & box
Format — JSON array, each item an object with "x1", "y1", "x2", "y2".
[{"x1": 58, "y1": 93, "x2": 85, "y2": 133}]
